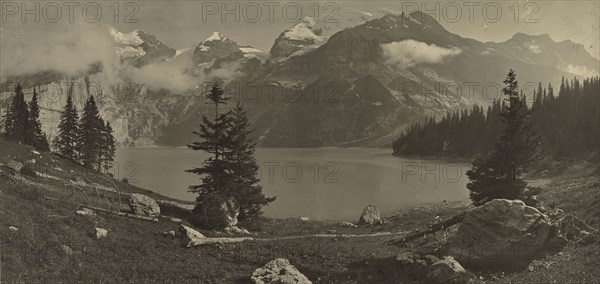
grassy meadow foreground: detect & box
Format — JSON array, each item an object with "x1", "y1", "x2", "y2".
[{"x1": 1, "y1": 138, "x2": 598, "y2": 283}]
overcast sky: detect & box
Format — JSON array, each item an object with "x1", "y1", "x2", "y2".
[{"x1": 1, "y1": 1, "x2": 599, "y2": 58}]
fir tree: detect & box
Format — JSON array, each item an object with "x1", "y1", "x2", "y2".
[
  {"x1": 186, "y1": 83, "x2": 233, "y2": 195},
  {"x1": 54, "y1": 94, "x2": 80, "y2": 160},
  {"x1": 28, "y1": 88, "x2": 50, "y2": 151},
  {"x1": 186, "y1": 83, "x2": 235, "y2": 229},
  {"x1": 227, "y1": 102, "x2": 275, "y2": 227},
  {"x1": 101, "y1": 121, "x2": 117, "y2": 172},
  {"x1": 78, "y1": 95, "x2": 104, "y2": 169},
  {"x1": 4, "y1": 84, "x2": 32, "y2": 144},
  {"x1": 466, "y1": 70, "x2": 543, "y2": 205}
]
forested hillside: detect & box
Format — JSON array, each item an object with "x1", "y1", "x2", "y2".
[{"x1": 392, "y1": 76, "x2": 600, "y2": 161}]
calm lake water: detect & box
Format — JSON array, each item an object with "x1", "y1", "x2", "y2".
[{"x1": 113, "y1": 147, "x2": 470, "y2": 222}]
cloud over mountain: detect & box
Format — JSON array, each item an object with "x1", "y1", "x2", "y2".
[{"x1": 381, "y1": 40, "x2": 462, "y2": 69}]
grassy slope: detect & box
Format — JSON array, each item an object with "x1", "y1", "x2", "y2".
[{"x1": 1, "y1": 138, "x2": 599, "y2": 283}]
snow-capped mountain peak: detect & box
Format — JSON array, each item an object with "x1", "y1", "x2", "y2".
[
  {"x1": 110, "y1": 28, "x2": 144, "y2": 46},
  {"x1": 269, "y1": 7, "x2": 378, "y2": 60},
  {"x1": 109, "y1": 27, "x2": 176, "y2": 65},
  {"x1": 204, "y1": 31, "x2": 227, "y2": 42}
]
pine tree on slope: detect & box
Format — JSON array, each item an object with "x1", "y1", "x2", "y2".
[
  {"x1": 28, "y1": 88, "x2": 50, "y2": 151},
  {"x1": 53, "y1": 94, "x2": 80, "y2": 160}
]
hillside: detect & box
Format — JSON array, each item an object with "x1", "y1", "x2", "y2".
[{"x1": 1, "y1": 138, "x2": 599, "y2": 283}]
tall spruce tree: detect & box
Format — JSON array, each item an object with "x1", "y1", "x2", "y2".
[
  {"x1": 466, "y1": 70, "x2": 543, "y2": 205},
  {"x1": 54, "y1": 94, "x2": 80, "y2": 160},
  {"x1": 78, "y1": 95, "x2": 104, "y2": 169},
  {"x1": 28, "y1": 88, "x2": 50, "y2": 151},
  {"x1": 100, "y1": 121, "x2": 117, "y2": 172},
  {"x1": 4, "y1": 84, "x2": 32, "y2": 144},
  {"x1": 186, "y1": 83, "x2": 233, "y2": 195},
  {"x1": 186, "y1": 83, "x2": 235, "y2": 229},
  {"x1": 227, "y1": 102, "x2": 275, "y2": 227}
]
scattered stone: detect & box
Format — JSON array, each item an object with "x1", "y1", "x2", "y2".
[
  {"x1": 95, "y1": 228, "x2": 108, "y2": 239},
  {"x1": 178, "y1": 224, "x2": 206, "y2": 245},
  {"x1": 449, "y1": 199, "x2": 550, "y2": 269},
  {"x1": 299, "y1": 217, "x2": 310, "y2": 221},
  {"x1": 251, "y1": 258, "x2": 311, "y2": 284},
  {"x1": 338, "y1": 222, "x2": 358, "y2": 228},
  {"x1": 32, "y1": 150, "x2": 40, "y2": 155},
  {"x1": 552, "y1": 213, "x2": 596, "y2": 242},
  {"x1": 6, "y1": 160, "x2": 23, "y2": 172},
  {"x1": 358, "y1": 205, "x2": 382, "y2": 225},
  {"x1": 427, "y1": 256, "x2": 466, "y2": 284},
  {"x1": 9, "y1": 226, "x2": 19, "y2": 231},
  {"x1": 60, "y1": 245, "x2": 73, "y2": 255},
  {"x1": 128, "y1": 193, "x2": 161, "y2": 217},
  {"x1": 76, "y1": 208, "x2": 96, "y2": 216},
  {"x1": 163, "y1": 230, "x2": 176, "y2": 238},
  {"x1": 27, "y1": 159, "x2": 36, "y2": 164}
]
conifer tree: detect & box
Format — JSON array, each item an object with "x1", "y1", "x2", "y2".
[
  {"x1": 54, "y1": 94, "x2": 80, "y2": 160},
  {"x1": 4, "y1": 84, "x2": 32, "y2": 144},
  {"x1": 227, "y1": 102, "x2": 275, "y2": 227},
  {"x1": 466, "y1": 70, "x2": 543, "y2": 205},
  {"x1": 186, "y1": 83, "x2": 235, "y2": 229},
  {"x1": 186, "y1": 83, "x2": 233, "y2": 195},
  {"x1": 78, "y1": 95, "x2": 104, "y2": 169},
  {"x1": 101, "y1": 121, "x2": 117, "y2": 172},
  {"x1": 28, "y1": 88, "x2": 50, "y2": 151}
]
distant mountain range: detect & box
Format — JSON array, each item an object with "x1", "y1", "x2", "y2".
[{"x1": 1, "y1": 9, "x2": 598, "y2": 147}]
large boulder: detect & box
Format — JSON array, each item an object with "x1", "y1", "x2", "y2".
[
  {"x1": 427, "y1": 256, "x2": 466, "y2": 283},
  {"x1": 128, "y1": 194, "x2": 161, "y2": 217},
  {"x1": 359, "y1": 205, "x2": 382, "y2": 225},
  {"x1": 251, "y1": 258, "x2": 311, "y2": 284},
  {"x1": 193, "y1": 195, "x2": 239, "y2": 229},
  {"x1": 448, "y1": 199, "x2": 550, "y2": 269}
]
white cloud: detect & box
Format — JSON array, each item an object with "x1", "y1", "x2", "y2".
[
  {"x1": 566, "y1": 64, "x2": 599, "y2": 77},
  {"x1": 381, "y1": 40, "x2": 462, "y2": 69},
  {"x1": 0, "y1": 23, "x2": 197, "y2": 93},
  {"x1": 0, "y1": 23, "x2": 120, "y2": 80}
]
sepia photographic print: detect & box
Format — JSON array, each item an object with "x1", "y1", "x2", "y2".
[{"x1": 1, "y1": 0, "x2": 599, "y2": 283}]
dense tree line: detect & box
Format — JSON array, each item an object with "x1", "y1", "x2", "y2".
[
  {"x1": 3, "y1": 85, "x2": 50, "y2": 151},
  {"x1": 53, "y1": 94, "x2": 116, "y2": 171},
  {"x1": 2, "y1": 83, "x2": 116, "y2": 171},
  {"x1": 393, "y1": 76, "x2": 600, "y2": 161},
  {"x1": 187, "y1": 83, "x2": 275, "y2": 230}
]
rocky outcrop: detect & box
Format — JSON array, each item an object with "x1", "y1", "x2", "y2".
[
  {"x1": 194, "y1": 196, "x2": 239, "y2": 229},
  {"x1": 128, "y1": 193, "x2": 161, "y2": 217},
  {"x1": 251, "y1": 258, "x2": 311, "y2": 284},
  {"x1": 427, "y1": 256, "x2": 466, "y2": 283},
  {"x1": 359, "y1": 205, "x2": 382, "y2": 225},
  {"x1": 448, "y1": 199, "x2": 550, "y2": 269}
]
